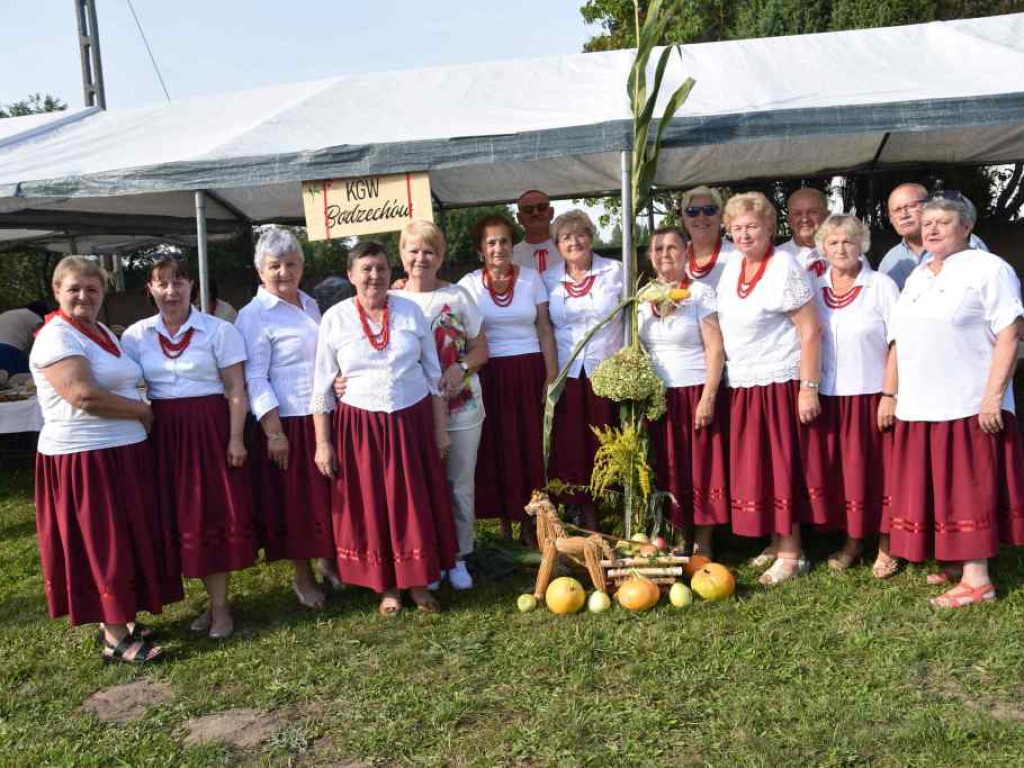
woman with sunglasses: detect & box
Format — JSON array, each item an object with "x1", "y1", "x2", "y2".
[
  {"x1": 881, "y1": 194, "x2": 1024, "y2": 607},
  {"x1": 680, "y1": 186, "x2": 739, "y2": 292}
]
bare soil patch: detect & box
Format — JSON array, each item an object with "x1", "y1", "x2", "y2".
[
  {"x1": 183, "y1": 708, "x2": 284, "y2": 748},
  {"x1": 82, "y1": 678, "x2": 174, "y2": 722}
]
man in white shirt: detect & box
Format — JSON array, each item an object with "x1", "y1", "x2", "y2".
[
  {"x1": 777, "y1": 188, "x2": 829, "y2": 276},
  {"x1": 878, "y1": 183, "x2": 988, "y2": 290},
  {"x1": 512, "y1": 189, "x2": 564, "y2": 274}
]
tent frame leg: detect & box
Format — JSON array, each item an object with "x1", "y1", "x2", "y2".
[
  {"x1": 195, "y1": 190, "x2": 210, "y2": 313},
  {"x1": 620, "y1": 150, "x2": 633, "y2": 345}
]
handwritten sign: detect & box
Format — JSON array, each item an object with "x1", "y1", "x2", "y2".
[{"x1": 301, "y1": 172, "x2": 433, "y2": 241}]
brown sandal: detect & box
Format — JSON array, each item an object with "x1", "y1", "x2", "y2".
[{"x1": 409, "y1": 588, "x2": 441, "y2": 613}]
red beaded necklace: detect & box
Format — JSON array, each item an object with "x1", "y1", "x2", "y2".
[
  {"x1": 482, "y1": 265, "x2": 517, "y2": 308},
  {"x1": 736, "y1": 245, "x2": 774, "y2": 299},
  {"x1": 687, "y1": 237, "x2": 722, "y2": 279},
  {"x1": 159, "y1": 327, "x2": 196, "y2": 359},
  {"x1": 356, "y1": 297, "x2": 390, "y2": 351},
  {"x1": 822, "y1": 284, "x2": 863, "y2": 309},
  {"x1": 59, "y1": 310, "x2": 121, "y2": 357},
  {"x1": 563, "y1": 264, "x2": 597, "y2": 298}
]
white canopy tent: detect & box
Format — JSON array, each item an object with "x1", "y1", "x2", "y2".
[{"x1": 1, "y1": 13, "x2": 1023, "y2": 304}]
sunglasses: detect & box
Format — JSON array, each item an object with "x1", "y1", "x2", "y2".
[
  {"x1": 928, "y1": 189, "x2": 964, "y2": 202},
  {"x1": 519, "y1": 203, "x2": 550, "y2": 215},
  {"x1": 684, "y1": 205, "x2": 719, "y2": 218}
]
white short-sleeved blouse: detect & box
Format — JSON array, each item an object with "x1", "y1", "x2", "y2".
[
  {"x1": 717, "y1": 249, "x2": 813, "y2": 388},
  {"x1": 458, "y1": 266, "x2": 548, "y2": 358},
  {"x1": 815, "y1": 261, "x2": 899, "y2": 397},
  {"x1": 889, "y1": 249, "x2": 1024, "y2": 421},
  {"x1": 122, "y1": 310, "x2": 247, "y2": 400},
  {"x1": 637, "y1": 280, "x2": 717, "y2": 388},
  {"x1": 30, "y1": 317, "x2": 147, "y2": 455}
]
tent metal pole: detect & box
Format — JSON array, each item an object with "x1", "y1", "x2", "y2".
[
  {"x1": 620, "y1": 150, "x2": 633, "y2": 346},
  {"x1": 195, "y1": 190, "x2": 210, "y2": 313}
]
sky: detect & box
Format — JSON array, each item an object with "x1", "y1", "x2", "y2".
[{"x1": 1, "y1": 1, "x2": 598, "y2": 110}]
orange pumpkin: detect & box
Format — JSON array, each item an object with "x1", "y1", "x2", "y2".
[
  {"x1": 690, "y1": 563, "x2": 736, "y2": 601},
  {"x1": 684, "y1": 555, "x2": 711, "y2": 578},
  {"x1": 545, "y1": 577, "x2": 587, "y2": 614},
  {"x1": 616, "y1": 574, "x2": 661, "y2": 611}
]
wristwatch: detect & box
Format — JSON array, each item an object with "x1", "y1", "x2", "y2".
[
  {"x1": 800, "y1": 380, "x2": 820, "y2": 390},
  {"x1": 458, "y1": 361, "x2": 469, "y2": 374}
]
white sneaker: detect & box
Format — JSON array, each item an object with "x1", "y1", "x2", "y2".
[{"x1": 448, "y1": 560, "x2": 474, "y2": 591}]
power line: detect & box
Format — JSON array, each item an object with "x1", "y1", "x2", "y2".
[{"x1": 124, "y1": 0, "x2": 171, "y2": 102}]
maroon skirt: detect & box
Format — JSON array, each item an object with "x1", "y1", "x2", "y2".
[
  {"x1": 883, "y1": 412, "x2": 1024, "y2": 562},
  {"x1": 728, "y1": 379, "x2": 830, "y2": 537},
  {"x1": 331, "y1": 396, "x2": 458, "y2": 592},
  {"x1": 34, "y1": 440, "x2": 184, "y2": 626},
  {"x1": 650, "y1": 385, "x2": 730, "y2": 528},
  {"x1": 475, "y1": 352, "x2": 547, "y2": 521},
  {"x1": 548, "y1": 372, "x2": 619, "y2": 505},
  {"x1": 151, "y1": 395, "x2": 258, "y2": 578},
  {"x1": 816, "y1": 394, "x2": 890, "y2": 538},
  {"x1": 250, "y1": 414, "x2": 335, "y2": 561}
]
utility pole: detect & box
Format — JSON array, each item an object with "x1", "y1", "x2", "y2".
[{"x1": 74, "y1": 0, "x2": 106, "y2": 109}]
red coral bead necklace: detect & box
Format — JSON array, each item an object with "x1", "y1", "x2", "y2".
[
  {"x1": 483, "y1": 264, "x2": 517, "y2": 307},
  {"x1": 356, "y1": 297, "x2": 390, "y2": 351},
  {"x1": 59, "y1": 310, "x2": 121, "y2": 357},
  {"x1": 736, "y1": 245, "x2": 773, "y2": 299}
]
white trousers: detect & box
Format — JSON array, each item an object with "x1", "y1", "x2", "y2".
[{"x1": 447, "y1": 421, "x2": 483, "y2": 558}]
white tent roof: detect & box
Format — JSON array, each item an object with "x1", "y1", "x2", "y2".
[{"x1": 1, "y1": 13, "x2": 1023, "y2": 234}]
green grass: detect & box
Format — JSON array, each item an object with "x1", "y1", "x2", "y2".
[{"x1": 5, "y1": 457, "x2": 1024, "y2": 767}]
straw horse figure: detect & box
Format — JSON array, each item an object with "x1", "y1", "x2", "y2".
[{"x1": 524, "y1": 490, "x2": 613, "y2": 599}]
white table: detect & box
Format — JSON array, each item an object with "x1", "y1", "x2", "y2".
[{"x1": 0, "y1": 396, "x2": 44, "y2": 433}]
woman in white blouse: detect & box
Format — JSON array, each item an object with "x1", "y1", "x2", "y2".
[
  {"x1": 638, "y1": 226, "x2": 728, "y2": 556},
  {"x1": 544, "y1": 210, "x2": 624, "y2": 531},
  {"x1": 717, "y1": 192, "x2": 825, "y2": 586},
  {"x1": 311, "y1": 241, "x2": 457, "y2": 616},
  {"x1": 882, "y1": 195, "x2": 1024, "y2": 607},
  {"x1": 236, "y1": 228, "x2": 338, "y2": 610},
  {"x1": 122, "y1": 258, "x2": 256, "y2": 640},
  {"x1": 680, "y1": 185, "x2": 739, "y2": 292},
  {"x1": 458, "y1": 214, "x2": 557, "y2": 544},
  {"x1": 811, "y1": 215, "x2": 900, "y2": 573},
  {"x1": 31, "y1": 256, "x2": 181, "y2": 664},
  {"x1": 392, "y1": 220, "x2": 488, "y2": 589}
]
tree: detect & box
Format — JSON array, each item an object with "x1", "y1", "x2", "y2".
[
  {"x1": 579, "y1": 0, "x2": 1024, "y2": 230},
  {"x1": 0, "y1": 94, "x2": 68, "y2": 308}
]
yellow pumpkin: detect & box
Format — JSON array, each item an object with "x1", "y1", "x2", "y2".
[
  {"x1": 545, "y1": 577, "x2": 586, "y2": 614},
  {"x1": 691, "y1": 562, "x2": 736, "y2": 601},
  {"x1": 616, "y1": 574, "x2": 661, "y2": 611}
]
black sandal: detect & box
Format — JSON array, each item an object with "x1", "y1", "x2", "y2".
[
  {"x1": 97, "y1": 622, "x2": 156, "y2": 646},
  {"x1": 102, "y1": 635, "x2": 165, "y2": 666}
]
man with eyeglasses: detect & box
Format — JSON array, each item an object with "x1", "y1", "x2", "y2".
[
  {"x1": 879, "y1": 183, "x2": 988, "y2": 290},
  {"x1": 777, "y1": 188, "x2": 829, "y2": 278},
  {"x1": 512, "y1": 189, "x2": 564, "y2": 274}
]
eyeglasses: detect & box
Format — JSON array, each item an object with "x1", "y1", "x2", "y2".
[
  {"x1": 684, "y1": 205, "x2": 719, "y2": 218},
  {"x1": 888, "y1": 199, "x2": 925, "y2": 217},
  {"x1": 519, "y1": 203, "x2": 550, "y2": 215}
]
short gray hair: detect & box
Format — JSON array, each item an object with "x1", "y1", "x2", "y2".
[
  {"x1": 551, "y1": 209, "x2": 596, "y2": 242},
  {"x1": 254, "y1": 227, "x2": 304, "y2": 270},
  {"x1": 815, "y1": 214, "x2": 870, "y2": 254},
  {"x1": 922, "y1": 193, "x2": 977, "y2": 225}
]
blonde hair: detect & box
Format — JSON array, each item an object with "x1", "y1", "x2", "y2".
[
  {"x1": 51, "y1": 255, "x2": 108, "y2": 292},
  {"x1": 723, "y1": 192, "x2": 778, "y2": 237},
  {"x1": 680, "y1": 185, "x2": 724, "y2": 210},
  {"x1": 551, "y1": 209, "x2": 596, "y2": 242},
  {"x1": 400, "y1": 219, "x2": 447, "y2": 257},
  {"x1": 815, "y1": 214, "x2": 871, "y2": 254}
]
